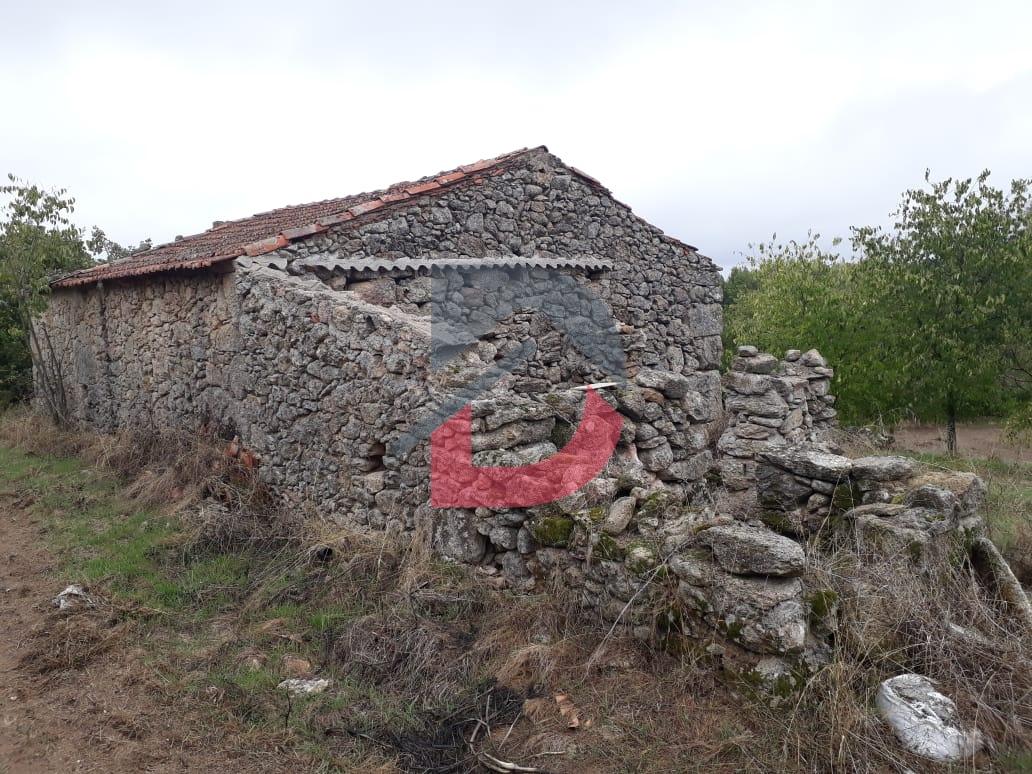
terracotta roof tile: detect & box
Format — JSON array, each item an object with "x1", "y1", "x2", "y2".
[
  {"x1": 53, "y1": 147, "x2": 545, "y2": 288},
  {"x1": 51, "y1": 145, "x2": 700, "y2": 288},
  {"x1": 348, "y1": 199, "x2": 386, "y2": 217},
  {"x1": 405, "y1": 181, "x2": 441, "y2": 195},
  {"x1": 435, "y1": 171, "x2": 466, "y2": 185},
  {"x1": 243, "y1": 234, "x2": 290, "y2": 256}
]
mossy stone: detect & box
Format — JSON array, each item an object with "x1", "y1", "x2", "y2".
[
  {"x1": 531, "y1": 516, "x2": 574, "y2": 547},
  {"x1": 595, "y1": 532, "x2": 625, "y2": 561}
]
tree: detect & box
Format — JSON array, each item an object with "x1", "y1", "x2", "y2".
[
  {"x1": 853, "y1": 171, "x2": 1032, "y2": 454},
  {"x1": 723, "y1": 233, "x2": 901, "y2": 423},
  {"x1": 0, "y1": 176, "x2": 92, "y2": 416},
  {"x1": 722, "y1": 264, "x2": 760, "y2": 308}
]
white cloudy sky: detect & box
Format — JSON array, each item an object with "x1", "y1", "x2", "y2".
[{"x1": 2, "y1": 0, "x2": 1030, "y2": 270}]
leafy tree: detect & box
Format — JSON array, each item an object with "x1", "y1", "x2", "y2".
[
  {"x1": 0, "y1": 176, "x2": 92, "y2": 414},
  {"x1": 853, "y1": 171, "x2": 1032, "y2": 453},
  {"x1": 722, "y1": 264, "x2": 760, "y2": 308},
  {"x1": 723, "y1": 233, "x2": 900, "y2": 422}
]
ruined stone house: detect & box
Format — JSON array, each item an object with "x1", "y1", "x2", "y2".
[
  {"x1": 44, "y1": 145, "x2": 726, "y2": 528},
  {"x1": 41, "y1": 146, "x2": 884, "y2": 672}
]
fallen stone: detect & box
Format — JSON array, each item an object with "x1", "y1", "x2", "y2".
[
  {"x1": 736, "y1": 345, "x2": 759, "y2": 357},
  {"x1": 876, "y1": 674, "x2": 983, "y2": 762}
]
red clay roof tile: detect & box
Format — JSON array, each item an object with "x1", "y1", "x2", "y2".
[
  {"x1": 53, "y1": 147, "x2": 541, "y2": 288},
  {"x1": 51, "y1": 145, "x2": 698, "y2": 288},
  {"x1": 435, "y1": 171, "x2": 466, "y2": 184},
  {"x1": 243, "y1": 234, "x2": 290, "y2": 257},
  {"x1": 280, "y1": 223, "x2": 328, "y2": 240},
  {"x1": 348, "y1": 199, "x2": 386, "y2": 217},
  {"x1": 405, "y1": 181, "x2": 441, "y2": 195}
]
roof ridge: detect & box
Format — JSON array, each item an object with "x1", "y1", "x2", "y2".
[
  {"x1": 138, "y1": 146, "x2": 544, "y2": 256},
  {"x1": 53, "y1": 144, "x2": 686, "y2": 290}
]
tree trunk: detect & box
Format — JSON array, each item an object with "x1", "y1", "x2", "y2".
[{"x1": 945, "y1": 395, "x2": 958, "y2": 456}]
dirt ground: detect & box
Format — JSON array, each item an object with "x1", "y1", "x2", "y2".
[
  {"x1": 892, "y1": 422, "x2": 1030, "y2": 463},
  {"x1": 0, "y1": 494, "x2": 250, "y2": 774}
]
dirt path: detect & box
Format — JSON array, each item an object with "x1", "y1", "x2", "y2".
[{"x1": 0, "y1": 495, "x2": 239, "y2": 773}]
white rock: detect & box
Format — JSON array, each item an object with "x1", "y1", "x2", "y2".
[
  {"x1": 52, "y1": 584, "x2": 96, "y2": 611},
  {"x1": 876, "y1": 674, "x2": 983, "y2": 762},
  {"x1": 278, "y1": 678, "x2": 332, "y2": 698}
]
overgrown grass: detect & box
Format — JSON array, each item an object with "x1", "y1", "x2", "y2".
[{"x1": 2, "y1": 410, "x2": 1030, "y2": 772}]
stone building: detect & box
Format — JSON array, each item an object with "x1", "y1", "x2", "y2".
[
  {"x1": 44, "y1": 146, "x2": 724, "y2": 548},
  {"x1": 44, "y1": 145, "x2": 919, "y2": 675}
]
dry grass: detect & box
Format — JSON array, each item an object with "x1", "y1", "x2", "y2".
[
  {"x1": 0, "y1": 405, "x2": 266, "y2": 510},
  {"x1": 3, "y1": 408, "x2": 1031, "y2": 772},
  {"x1": 19, "y1": 607, "x2": 134, "y2": 675},
  {"x1": 766, "y1": 540, "x2": 1032, "y2": 773}
]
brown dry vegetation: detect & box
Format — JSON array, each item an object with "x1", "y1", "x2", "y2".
[{"x1": 1, "y1": 408, "x2": 1030, "y2": 773}]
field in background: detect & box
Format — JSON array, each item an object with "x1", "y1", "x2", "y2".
[
  {"x1": 0, "y1": 413, "x2": 1029, "y2": 773},
  {"x1": 893, "y1": 422, "x2": 1031, "y2": 464}
]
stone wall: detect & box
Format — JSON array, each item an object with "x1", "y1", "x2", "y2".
[
  {"x1": 266, "y1": 148, "x2": 723, "y2": 374},
  {"x1": 716, "y1": 346, "x2": 837, "y2": 491},
  {"x1": 38, "y1": 258, "x2": 853, "y2": 674},
  {"x1": 38, "y1": 247, "x2": 722, "y2": 561},
  {"x1": 38, "y1": 269, "x2": 238, "y2": 432}
]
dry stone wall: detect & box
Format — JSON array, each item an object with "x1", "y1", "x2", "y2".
[
  {"x1": 717, "y1": 345, "x2": 837, "y2": 491},
  {"x1": 268, "y1": 148, "x2": 723, "y2": 374},
  {"x1": 38, "y1": 270, "x2": 238, "y2": 432}
]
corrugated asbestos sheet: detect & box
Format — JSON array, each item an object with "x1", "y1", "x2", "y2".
[{"x1": 290, "y1": 254, "x2": 615, "y2": 276}]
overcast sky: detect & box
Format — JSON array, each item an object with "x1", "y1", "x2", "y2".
[{"x1": 2, "y1": 1, "x2": 1030, "y2": 271}]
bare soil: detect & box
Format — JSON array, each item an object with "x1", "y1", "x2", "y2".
[
  {"x1": 892, "y1": 421, "x2": 1031, "y2": 463},
  {"x1": 0, "y1": 493, "x2": 252, "y2": 773}
]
